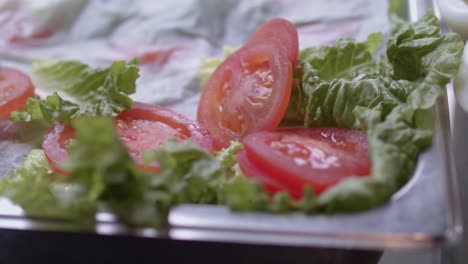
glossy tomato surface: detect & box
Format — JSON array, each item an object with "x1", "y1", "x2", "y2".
[
  {"x1": 198, "y1": 19, "x2": 299, "y2": 150},
  {"x1": 246, "y1": 18, "x2": 299, "y2": 64},
  {"x1": 198, "y1": 40, "x2": 293, "y2": 150},
  {"x1": 236, "y1": 149, "x2": 298, "y2": 198},
  {"x1": 116, "y1": 102, "x2": 213, "y2": 168},
  {"x1": 0, "y1": 67, "x2": 35, "y2": 118},
  {"x1": 43, "y1": 102, "x2": 213, "y2": 174},
  {"x1": 239, "y1": 128, "x2": 371, "y2": 196}
]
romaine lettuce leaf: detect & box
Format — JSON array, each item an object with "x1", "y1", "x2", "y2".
[
  {"x1": 1, "y1": 117, "x2": 243, "y2": 226},
  {"x1": 0, "y1": 149, "x2": 97, "y2": 221},
  {"x1": 288, "y1": 64, "x2": 416, "y2": 129},
  {"x1": 10, "y1": 59, "x2": 139, "y2": 124},
  {"x1": 318, "y1": 105, "x2": 432, "y2": 211},
  {"x1": 221, "y1": 173, "x2": 318, "y2": 213},
  {"x1": 282, "y1": 34, "x2": 384, "y2": 126},
  {"x1": 287, "y1": 11, "x2": 464, "y2": 211},
  {"x1": 298, "y1": 33, "x2": 382, "y2": 82},
  {"x1": 386, "y1": 13, "x2": 464, "y2": 109}
]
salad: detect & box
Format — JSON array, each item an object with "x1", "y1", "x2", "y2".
[{"x1": 0, "y1": 11, "x2": 464, "y2": 227}]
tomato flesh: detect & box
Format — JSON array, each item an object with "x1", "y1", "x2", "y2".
[
  {"x1": 42, "y1": 102, "x2": 213, "y2": 174},
  {"x1": 239, "y1": 128, "x2": 371, "y2": 196},
  {"x1": 198, "y1": 18, "x2": 298, "y2": 150},
  {"x1": 116, "y1": 119, "x2": 186, "y2": 161},
  {"x1": 116, "y1": 102, "x2": 213, "y2": 170},
  {"x1": 246, "y1": 18, "x2": 299, "y2": 64},
  {"x1": 198, "y1": 41, "x2": 292, "y2": 149},
  {"x1": 236, "y1": 150, "x2": 301, "y2": 198},
  {"x1": 0, "y1": 68, "x2": 35, "y2": 119}
]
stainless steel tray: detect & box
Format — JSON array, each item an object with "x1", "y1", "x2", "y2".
[
  {"x1": 0, "y1": 0, "x2": 462, "y2": 254},
  {"x1": 168, "y1": 95, "x2": 461, "y2": 251}
]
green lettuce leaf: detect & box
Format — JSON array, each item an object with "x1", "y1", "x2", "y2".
[
  {"x1": 318, "y1": 105, "x2": 432, "y2": 211},
  {"x1": 0, "y1": 149, "x2": 97, "y2": 221},
  {"x1": 63, "y1": 117, "x2": 226, "y2": 226},
  {"x1": 286, "y1": 62, "x2": 416, "y2": 129},
  {"x1": 1, "y1": 11, "x2": 464, "y2": 224},
  {"x1": 214, "y1": 141, "x2": 243, "y2": 176},
  {"x1": 11, "y1": 59, "x2": 139, "y2": 124},
  {"x1": 286, "y1": 11, "x2": 464, "y2": 211},
  {"x1": 386, "y1": 12, "x2": 464, "y2": 109},
  {"x1": 298, "y1": 33, "x2": 382, "y2": 82},
  {"x1": 221, "y1": 173, "x2": 318, "y2": 213},
  {"x1": 282, "y1": 34, "x2": 384, "y2": 126},
  {"x1": 406, "y1": 32, "x2": 465, "y2": 109},
  {"x1": 1, "y1": 116, "x2": 240, "y2": 226}
]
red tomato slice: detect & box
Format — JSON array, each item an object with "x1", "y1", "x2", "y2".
[
  {"x1": 116, "y1": 102, "x2": 213, "y2": 169},
  {"x1": 236, "y1": 149, "x2": 302, "y2": 199},
  {"x1": 197, "y1": 40, "x2": 293, "y2": 150},
  {"x1": 42, "y1": 102, "x2": 213, "y2": 175},
  {"x1": 0, "y1": 67, "x2": 35, "y2": 119},
  {"x1": 246, "y1": 18, "x2": 299, "y2": 64},
  {"x1": 240, "y1": 128, "x2": 371, "y2": 196}
]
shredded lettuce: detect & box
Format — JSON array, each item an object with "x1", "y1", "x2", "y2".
[{"x1": 10, "y1": 59, "x2": 139, "y2": 124}]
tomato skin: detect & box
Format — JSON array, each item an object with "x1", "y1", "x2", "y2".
[
  {"x1": 237, "y1": 149, "x2": 302, "y2": 199},
  {"x1": 197, "y1": 18, "x2": 299, "y2": 150},
  {"x1": 42, "y1": 102, "x2": 213, "y2": 174},
  {"x1": 241, "y1": 128, "x2": 371, "y2": 196},
  {"x1": 197, "y1": 40, "x2": 293, "y2": 150},
  {"x1": 246, "y1": 18, "x2": 299, "y2": 65},
  {"x1": 0, "y1": 68, "x2": 35, "y2": 119}
]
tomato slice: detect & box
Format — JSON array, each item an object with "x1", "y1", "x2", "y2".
[
  {"x1": 197, "y1": 40, "x2": 293, "y2": 149},
  {"x1": 239, "y1": 128, "x2": 371, "y2": 196},
  {"x1": 42, "y1": 102, "x2": 213, "y2": 174},
  {"x1": 236, "y1": 149, "x2": 301, "y2": 198},
  {"x1": 198, "y1": 19, "x2": 298, "y2": 150},
  {"x1": 116, "y1": 102, "x2": 213, "y2": 169},
  {"x1": 0, "y1": 67, "x2": 35, "y2": 119},
  {"x1": 246, "y1": 18, "x2": 299, "y2": 64}
]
